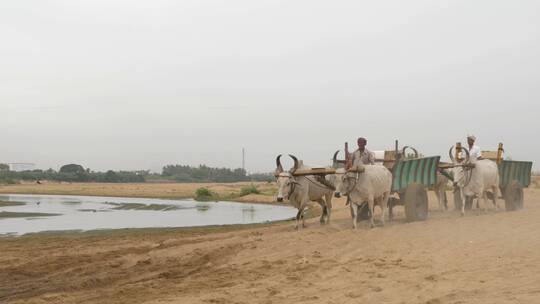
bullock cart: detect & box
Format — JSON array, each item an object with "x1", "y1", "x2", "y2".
[
  {"x1": 295, "y1": 142, "x2": 441, "y2": 222},
  {"x1": 375, "y1": 145, "x2": 441, "y2": 222},
  {"x1": 447, "y1": 143, "x2": 533, "y2": 212}
]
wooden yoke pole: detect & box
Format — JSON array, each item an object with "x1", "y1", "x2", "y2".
[
  {"x1": 456, "y1": 142, "x2": 462, "y2": 162},
  {"x1": 345, "y1": 142, "x2": 352, "y2": 170},
  {"x1": 497, "y1": 143, "x2": 504, "y2": 164}
]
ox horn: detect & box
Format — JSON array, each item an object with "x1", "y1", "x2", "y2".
[
  {"x1": 333, "y1": 150, "x2": 339, "y2": 163},
  {"x1": 449, "y1": 146, "x2": 455, "y2": 163},
  {"x1": 332, "y1": 150, "x2": 346, "y2": 166},
  {"x1": 289, "y1": 154, "x2": 299, "y2": 173},
  {"x1": 275, "y1": 154, "x2": 284, "y2": 174},
  {"x1": 402, "y1": 146, "x2": 419, "y2": 159},
  {"x1": 461, "y1": 147, "x2": 470, "y2": 164}
]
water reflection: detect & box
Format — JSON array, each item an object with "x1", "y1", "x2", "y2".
[
  {"x1": 242, "y1": 206, "x2": 256, "y2": 222},
  {"x1": 196, "y1": 204, "x2": 210, "y2": 212}
]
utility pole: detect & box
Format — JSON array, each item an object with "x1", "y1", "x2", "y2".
[{"x1": 242, "y1": 148, "x2": 245, "y2": 172}]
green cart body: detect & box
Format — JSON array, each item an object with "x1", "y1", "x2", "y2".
[
  {"x1": 385, "y1": 156, "x2": 441, "y2": 222},
  {"x1": 391, "y1": 156, "x2": 441, "y2": 192},
  {"x1": 498, "y1": 160, "x2": 533, "y2": 211},
  {"x1": 498, "y1": 160, "x2": 533, "y2": 188}
]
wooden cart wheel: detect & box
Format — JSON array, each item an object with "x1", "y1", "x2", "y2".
[
  {"x1": 404, "y1": 183, "x2": 428, "y2": 222},
  {"x1": 504, "y1": 180, "x2": 524, "y2": 211}
]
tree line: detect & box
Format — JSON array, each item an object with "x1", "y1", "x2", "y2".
[{"x1": 0, "y1": 163, "x2": 273, "y2": 184}]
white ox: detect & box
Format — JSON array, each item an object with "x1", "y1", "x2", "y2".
[
  {"x1": 334, "y1": 165, "x2": 392, "y2": 229},
  {"x1": 275, "y1": 155, "x2": 335, "y2": 230},
  {"x1": 450, "y1": 147, "x2": 500, "y2": 216}
]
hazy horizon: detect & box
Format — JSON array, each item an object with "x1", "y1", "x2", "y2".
[{"x1": 2, "y1": 1, "x2": 539, "y2": 172}]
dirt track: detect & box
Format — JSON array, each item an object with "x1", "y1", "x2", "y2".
[{"x1": 1, "y1": 188, "x2": 540, "y2": 304}]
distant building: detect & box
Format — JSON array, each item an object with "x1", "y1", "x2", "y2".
[{"x1": 7, "y1": 163, "x2": 36, "y2": 172}]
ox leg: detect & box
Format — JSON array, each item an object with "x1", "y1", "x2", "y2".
[
  {"x1": 460, "y1": 189, "x2": 466, "y2": 216},
  {"x1": 301, "y1": 208, "x2": 307, "y2": 228},
  {"x1": 435, "y1": 189, "x2": 443, "y2": 211},
  {"x1": 388, "y1": 198, "x2": 394, "y2": 221},
  {"x1": 325, "y1": 193, "x2": 333, "y2": 224},
  {"x1": 482, "y1": 191, "x2": 490, "y2": 212},
  {"x1": 317, "y1": 199, "x2": 326, "y2": 224},
  {"x1": 491, "y1": 186, "x2": 499, "y2": 210},
  {"x1": 439, "y1": 189, "x2": 448, "y2": 211},
  {"x1": 295, "y1": 209, "x2": 302, "y2": 230},
  {"x1": 380, "y1": 192, "x2": 389, "y2": 227},
  {"x1": 350, "y1": 203, "x2": 358, "y2": 229},
  {"x1": 368, "y1": 195, "x2": 375, "y2": 228}
]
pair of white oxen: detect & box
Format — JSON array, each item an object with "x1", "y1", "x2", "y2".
[{"x1": 274, "y1": 149, "x2": 500, "y2": 230}]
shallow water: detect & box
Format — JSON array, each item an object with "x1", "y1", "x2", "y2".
[{"x1": 0, "y1": 194, "x2": 296, "y2": 235}]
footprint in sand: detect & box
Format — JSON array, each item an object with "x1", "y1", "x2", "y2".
[{"x1": 345, "y1": 292, "x2": 362, "y2": 298}]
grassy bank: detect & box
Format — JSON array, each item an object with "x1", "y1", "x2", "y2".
[{"x1": 0, "y1": 182, "x2": 278, "y2": 204}]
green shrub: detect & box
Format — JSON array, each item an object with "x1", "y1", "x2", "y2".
[
  {"x1": 0, "y1": 178, "x2": 18, "y2": 185},
  {"x1": 59, "y1": 164, "x2": 85, "y2": 174},
  {"x1": 239, "y1": 185, "x2": 260, "y2": 196},
  {"x1": 195, "y1": 187, "x2": 216, "y2": 201}
]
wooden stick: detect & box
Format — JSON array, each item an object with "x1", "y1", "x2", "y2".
[
  {"x1": 497, "y1": 143, "x2": 504, "y2": 164},
  {"x1": 292, "y1": 168, "x2": 337, "y2": 176}
]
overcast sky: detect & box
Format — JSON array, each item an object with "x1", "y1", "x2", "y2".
[{"x1": 1, "y1": 0, "x2": 539, "y2": 172}]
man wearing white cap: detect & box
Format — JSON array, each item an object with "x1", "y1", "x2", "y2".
[{"x1": 467, "y1": 135, "x2": 482, "y2": 163}]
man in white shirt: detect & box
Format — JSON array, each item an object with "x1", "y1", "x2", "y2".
[
  {"x1": 467, "y1": 135, "x2": 482, "y2": 163},
  {"x1": 351, "y1": 137, "x2": 375, "y2": 166}
]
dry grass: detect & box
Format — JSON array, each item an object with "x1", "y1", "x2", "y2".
[{"x1": 0, "y1": 182, "x2": 277, "y2": 204}]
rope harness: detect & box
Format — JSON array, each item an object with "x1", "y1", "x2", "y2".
[
  {"x1": 455, "y1": 166, "x2": 473, "y2": 188},
  {"x1": 343, "y1": 172, "x2": 359, "y2": 196},
  {"x1": 289, "y1": 180, "x2": 297, "y2": 198}
]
